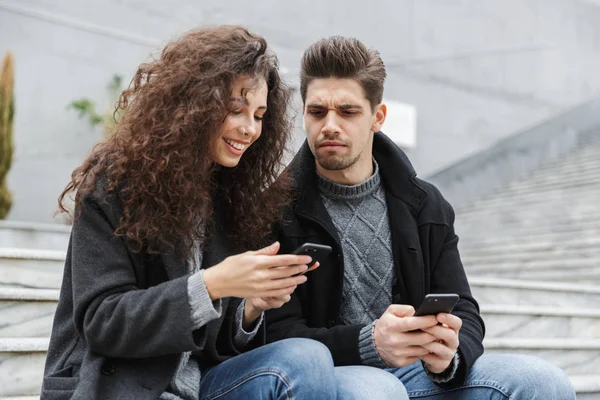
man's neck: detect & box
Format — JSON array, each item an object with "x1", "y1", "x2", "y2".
[{"x1": 316, "y1": 158, "x2": 374, "y2": 186}]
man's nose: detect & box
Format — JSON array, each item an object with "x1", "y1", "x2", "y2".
[{"x1": 321, "y1": 110, "x2": 341, "y2": 134}]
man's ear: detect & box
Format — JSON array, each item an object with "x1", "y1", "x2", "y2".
[{"x1": 372, "y1": 103, "x2": 387, "y2": 132}]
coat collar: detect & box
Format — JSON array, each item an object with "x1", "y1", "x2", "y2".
[
  {"x1": 289, "y1": 131, "x2": 427, "y2": 215},
  {"x1": 287, "y1": 131, "x2": 427, "y2": 304}
]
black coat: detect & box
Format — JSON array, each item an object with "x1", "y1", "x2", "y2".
[
  {"x1": 41, "y1": 181, "x2": 265, "y2": 400},
  {"x1": 266, "y1": 132, "x2": 485, "y2": 386}
]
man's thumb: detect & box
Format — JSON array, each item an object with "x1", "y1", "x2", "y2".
[
  {"x1": 386, "y1": 304, "x2": 415, "y2": 318},
  {"x1": 254, "y1": 241, "x2": 280, "y2": 255}
]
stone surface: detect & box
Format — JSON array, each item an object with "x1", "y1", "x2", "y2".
[
  {"x1": 483, "y1": 338, "x2": 600, "y2": 375},
  {"x1": 0, "y1": 351, "x2": 46, "y2": 397},
  {"x1": 0, "y1": 222, "x2": 70, "y2": 251},
  {"x1": 469, "y1": 277, "x2": 600, "y2": 307},
  {"x1": 0, "y1": 249, "x2": 65, "y2": 290},
  {"x1": 0, "y1": 300, "x2": 57, "y2": 338},
  {"x1": 481, "y1": 305, "x2": 600, "y2": 339}
]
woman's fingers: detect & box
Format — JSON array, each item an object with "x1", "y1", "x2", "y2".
[
  {"x1": 269, "y1": 264, "x2": 309, "y2": 278},
  {"x1": 256, "y1": 254, "x2": 313, "y2": 269},
  {"x1": 261, "y1": 286, "x2": 297, "y2": 298},
  {"x1": 264, "y1": 275, "x2": 306, "y2": 291}
]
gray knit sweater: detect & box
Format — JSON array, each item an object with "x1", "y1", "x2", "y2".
[{"x1": 318, "y1": 161, "x2": 394, "y2": 367}]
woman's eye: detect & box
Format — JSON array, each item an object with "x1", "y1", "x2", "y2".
[{"x1": 254, "y1": 115, "x2": 264, "y2": 121}]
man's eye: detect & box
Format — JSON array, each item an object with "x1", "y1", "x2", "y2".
[{"x1": 308, "y1": 110, "x2": 324, "y2": 116}]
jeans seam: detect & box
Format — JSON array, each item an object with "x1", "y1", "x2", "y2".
[
  {"x1": 202, "y1": 368, "x2": 292, "y2": 400},
  {"x1": 408, "y1": 380, "x2": 510, "y2": 398}
]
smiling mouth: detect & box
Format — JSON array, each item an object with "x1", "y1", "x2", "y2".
[{"x1": 224, "y1": 138, "x2": 248, "y2": 151}]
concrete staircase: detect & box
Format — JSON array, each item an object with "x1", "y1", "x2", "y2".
[
  {"x1": 1, "y1": 142, "x2": 600, "y2": 398},
  {"x1": 0, "y1": 223, "x2": 68, "y2": 399},
  {"x1": 457, "y1": 139, "x2": 600, "y2": 399}
]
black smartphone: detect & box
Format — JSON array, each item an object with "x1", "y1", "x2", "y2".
[
  {"x1": 414, "y1": 294, "x2": 459, "y2": 316},
  {"x1": 291, "y1": 243, "x2": 332, "y2": 268}
]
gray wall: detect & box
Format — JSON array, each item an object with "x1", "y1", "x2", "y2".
[{"x1": 2, "y1": 0, "x2": 600, "y2": 223}]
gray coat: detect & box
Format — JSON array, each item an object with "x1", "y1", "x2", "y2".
[{"x1": 41, "y1": 183, "x2": 265, "y2": 399}]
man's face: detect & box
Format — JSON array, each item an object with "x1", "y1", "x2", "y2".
[{"x1": 303, "y1": 78, "x2": 384, "y2": 174}]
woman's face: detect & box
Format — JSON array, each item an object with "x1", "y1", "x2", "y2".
[{"x1": 211, "y1": 76, "x2": 268, "y2": 167}]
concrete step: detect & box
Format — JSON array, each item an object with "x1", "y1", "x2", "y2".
[
  {"x1": 0, "y1": 338, "x2": 48, "y2": 397},
  {"x1": 467, "y1": 265, "x2": 600, "y2": 283},
  {"x1": 459, "y1": 200, "x2": 600, "y2": 219},
  {"x1": 482, "y1": 338, "x2": 600, "y2": 376},
  {"x1": 480, "y1": 304, "x2": 600, "y2": 339},
  {"x1": 0, "y1": 288, "x2": 59, "y2": 338},
  {"x1": 458, "y1": 206, "x2": 600, "y2": 224},
  {"x1": 460, "y1": 237, "x2": 600, "y2": 257},
  {"x1": 465, "y1": 256, "x2": 600, "y2": 272},
  {"x1": 462, "y1": 244, "x2": 600, "y2": 265},
  {"x1": 0, "y1": 248, "x2": 64, "y2": 290},
  {"x1": 518, "y1": 154, "x2": 600, "y2": 177},
  {"x1": 0, "y1": 397, "x2": 40, "y2": 400},
  {"x1": 458, "y1": 227, "x2": 600, "y2": 250},
  {"x1": 469, "y1": 277, "x2": 600, "y2": 307},
  {"x1": 569, "y1": 376, "x2": 600, "y2": 399},
  {"x1": 0, "y1": 222, "x2": 70, "y2": 251},
  {"x1": 459, "y1": 207, "x2": 600, "y2": 225},
  {"x1": 501, "y1": 176, "x2": 600, "y2": 198},
  {"x1": 498, "y1": 176, "x2": 600, "y2": 198},
  {"x1": 459, "y1": 215, "x2": 600, "y2": 231},
  {"x1": 522, "y1": 158, "x2": 600, "y2": 177}
]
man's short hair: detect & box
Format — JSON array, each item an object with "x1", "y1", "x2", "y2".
[{"x1": 300, "y1": 36, "x2": 387, "y2": 111}]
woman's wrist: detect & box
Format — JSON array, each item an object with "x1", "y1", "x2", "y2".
[{"x1": 202, "y1": 268, "x2": 227, "y2": 300}]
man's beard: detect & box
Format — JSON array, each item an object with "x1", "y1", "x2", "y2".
[{"x1": 316, "y1": 151, "x2": 362, "y2": 171}]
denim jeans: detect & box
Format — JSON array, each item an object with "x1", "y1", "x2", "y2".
[
  {"x1": 199, "y1": 339, "x2": 576, "y2": 399},
  {"x1": 339, "y1": 353, "x2": 577, "y2": 399},
  {"x1": 199, "y1": 338, "x2": 337, "y2": 399},
  {"x1": 199, "y1": 338, "x2": 406, "y2": 400}
]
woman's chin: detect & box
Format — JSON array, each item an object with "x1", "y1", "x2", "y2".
[{"x1": 214, "y1": 155, "x2": 242, "y2": 168}]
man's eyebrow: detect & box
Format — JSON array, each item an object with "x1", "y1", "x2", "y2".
[
  {"x1": 306, "y1": 103, "x2": 363, "y2": 110},
  {"x1": 338, "y1": 103, "x2": 363, "y2": 110}
]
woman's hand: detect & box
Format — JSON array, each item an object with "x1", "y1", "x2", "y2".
[{"x1": 202, "y1": 242, "x2": 313, "y2": 300}]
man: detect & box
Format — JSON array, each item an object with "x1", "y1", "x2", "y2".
[{"x1": 266, "y1": 36, "x2": 576, "y2": 399}]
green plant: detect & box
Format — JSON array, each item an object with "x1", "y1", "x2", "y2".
[
  {"x1": 69, "y1": 74, "x2": 124, "y2": 138},
  {"x1": 0, "y1": 51, "x2": 15, "y2": 220}
]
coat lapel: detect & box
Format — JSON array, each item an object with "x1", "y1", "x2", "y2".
[{"x1": 385, "y1": 193, "x2": 424, "y2": 306}]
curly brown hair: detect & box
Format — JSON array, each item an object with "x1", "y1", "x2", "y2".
[{"x1": 59, "y1": 26, "x2": 293, "y2": 255}]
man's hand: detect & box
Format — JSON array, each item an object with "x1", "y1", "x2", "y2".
[
  {"x1": 373, "y1": 305, "x2": 439, "y2": 368},
  {"x1": 419, "y1": 313, "x2": 462, "y2": 373}
]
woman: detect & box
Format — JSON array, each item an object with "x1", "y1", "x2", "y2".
[{"x1": 41, "y1": 26, "x2": 337, "y2": 400}]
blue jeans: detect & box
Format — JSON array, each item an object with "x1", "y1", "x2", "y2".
[
  {"x1": 339, "y1": 353, "x2": 577, "y2": 399},
  {"x1": 199, "y1": 340, "x2": 575, "y2": 399},
  {"x1": 198, "y1": 338, "x2": 401, "y2": 399}
]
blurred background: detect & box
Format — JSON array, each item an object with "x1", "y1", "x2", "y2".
[{"x1": 1, "y1": 0, "x2": 600, "y2": 398}]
